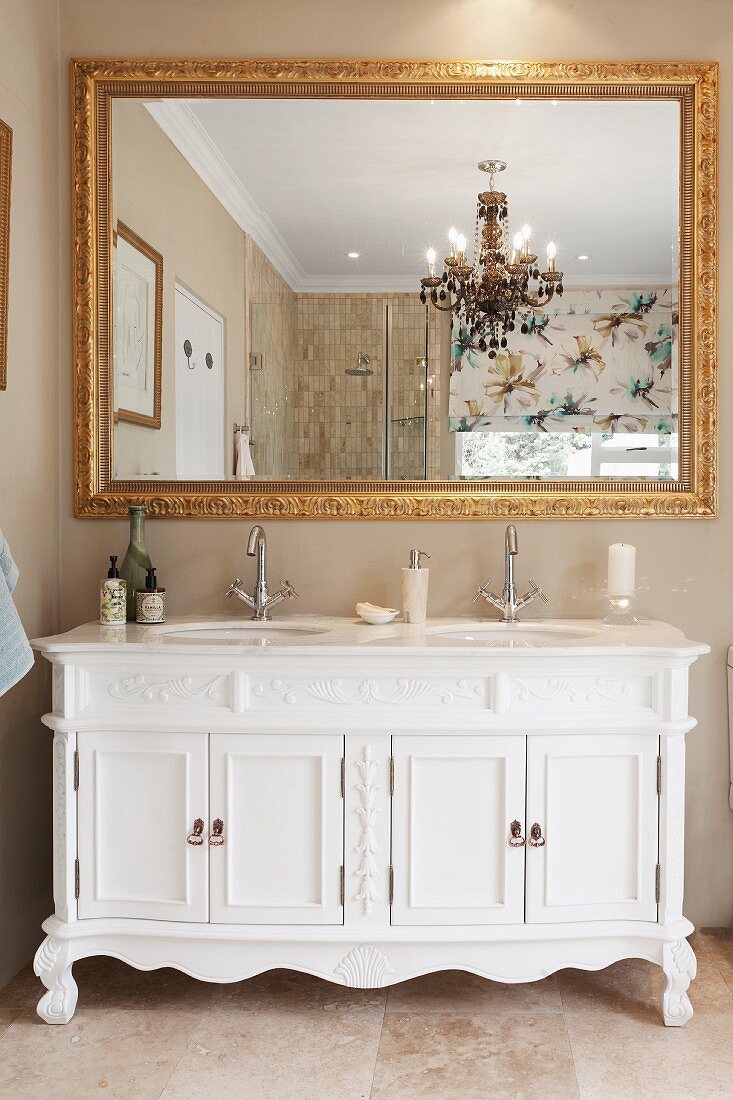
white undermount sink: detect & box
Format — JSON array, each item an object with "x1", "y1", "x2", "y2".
[
  {"x1": 430, "y1": 623, "x2": 598, "y2": 647},
  {"x1": 157, "y1": 622, "x2": 328, "y2": 646}
]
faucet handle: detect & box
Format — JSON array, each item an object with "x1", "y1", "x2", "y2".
[
  {"x1": 279, "y1": 579, "x2": 299, "y2": 599},
  {"x1": 527, "y1": 579, "x2": 548, "y2": 604},
  {"x1": 472, "y1": 579, "x2": 492, "y2": 603},
  {"x1": 226, "y1": 578, "x2": 243, "y2": 599}
]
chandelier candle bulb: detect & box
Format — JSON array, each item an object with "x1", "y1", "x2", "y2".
[
  {"x1": 426, "y1": 247, "x2": 437, "y2": 277},
  {"x1": 512, "y1": 231, "x2": 523, "y2": 264},
  {"x1": 456, "y1": 233, "x2": 467, "y2": 262},
  {"x1": 546, "y1": 241, "x2": 557, "y2": 273},
  {"x1": 448, "y1": 226, "x2": 458, "y2": 257}
]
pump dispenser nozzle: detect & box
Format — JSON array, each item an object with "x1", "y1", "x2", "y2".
[{"x1": 408, "y1": 549, "x2": 430, "y2": 569}]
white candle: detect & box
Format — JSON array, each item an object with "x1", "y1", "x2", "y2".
[{"x1": 608, "y1": 543, "x2": 636, "y2": 597}]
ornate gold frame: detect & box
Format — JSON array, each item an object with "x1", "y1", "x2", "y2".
[
  {"x1": 113, "y1": 221, "x2": 163, "y2": 429},
  {"x1": 0, "y1": 118, "x2": 11, "y2": 392},
  {"x1": 72, "y1": 58, "x2": 718, "y2": 518}
]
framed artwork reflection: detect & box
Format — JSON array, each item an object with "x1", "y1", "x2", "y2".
[
  {"x1": 113, "y1": 221, "x2": 162, "y2": 428},
  {"x1": 0, "y1": 119, "x2": 11, "y2": 391}
]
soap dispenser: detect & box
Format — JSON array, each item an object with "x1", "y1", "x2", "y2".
[
  {"x1": 402, "y1": 549, "x2": 430, "y2": 624},
  {"x1": 100, "y1": 555, "x2": 126, "y2": 625}
]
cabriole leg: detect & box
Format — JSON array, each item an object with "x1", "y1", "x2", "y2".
[
  {"x1": 33, "y1": 935, "x2": 78, "y2": 1024},
  {"x1": 661, "y1": 938, "x2": 696, "y2": 1027}
]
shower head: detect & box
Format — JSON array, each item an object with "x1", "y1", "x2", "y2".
[{"x1": 345, "y1": 352, "x2": 373, "y2": 377}]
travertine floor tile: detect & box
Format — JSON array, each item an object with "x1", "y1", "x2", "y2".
[
  {"x1": 0, "y1": 965, "x2": 39, "y2": 1037},
  {"x1": 161, "y1": 1003, "x2": 385, "y2": 1100},
  {"x1": 559, "y1": 951, "x2": 733, "y2": 1019},
  {"x1": 0, "y1": 1003, "x2": 207, "y2": 1100},
  {"x1": 370, "y1": 1012, "x2": 579, "y2": 1099},
  {"x1": 211, "y1": 966, "x2": 386, "y2": 1014},
  {"x1": 386, "y1": 969, "x2": 562, "y2": 1015},
  {"x1": 566, "y1": 1009, "x2": 733, "y2": 1099},
  {"x1": 701, "y1": 928, "x2": 733, "y2": 996}
]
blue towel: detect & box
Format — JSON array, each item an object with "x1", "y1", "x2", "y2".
[{"x1": 0, "y1": 528, "x2": 33, "y2": 697}]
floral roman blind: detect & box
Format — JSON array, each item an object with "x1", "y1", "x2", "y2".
[{"x1": 448, "y1": 288, "x2": 677, "y2": 435}]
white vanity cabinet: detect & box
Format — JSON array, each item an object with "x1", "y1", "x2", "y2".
[{"x1": 32, "y1": 617, "x2": 707, "y2": 1027}]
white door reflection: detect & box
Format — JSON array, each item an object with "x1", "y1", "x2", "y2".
[{"x1": 174, "y1": 284, "x2": 225, "y2": 479}]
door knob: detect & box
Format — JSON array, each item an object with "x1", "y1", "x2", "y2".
[
  {"x1": 508, "y1": 820, "x2": 525, "y2": 847},
  {"x1": 209, "y1": 818, "x2": 225, "y2": 846},
  {"x1": 186, "y1": 818, "x2": 205, "y2": 845},
  {"x1": 528, "y1": 822, "x2": 546, "y2": 847}
]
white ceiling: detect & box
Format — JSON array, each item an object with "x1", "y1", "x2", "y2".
[{"x1": 143, "y1": 97, "x2": 680, "y2": 292}]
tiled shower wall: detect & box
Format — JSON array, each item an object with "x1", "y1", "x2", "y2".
[
  {"x1": 246, "y1": 257, "x2": 442, "y2": 479},
  {"x1": 244, "y1": 238, "x2": 297, "y2": 478}
]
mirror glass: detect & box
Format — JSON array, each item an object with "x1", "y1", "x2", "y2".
[{"x1": 111, "y1": 97, "x2": 680, "y2": 482}]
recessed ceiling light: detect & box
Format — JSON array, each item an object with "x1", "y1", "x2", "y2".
[
  {"x1": 577, "y1": 254, "x2": 590, "y2": 261},
  {"x1": 347, "y1": 251, "x2": 360, "y2": 259}
]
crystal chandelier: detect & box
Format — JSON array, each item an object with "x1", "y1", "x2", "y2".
[{"x1": 419, "y1": 159, "x2": 564, "y2": 359}]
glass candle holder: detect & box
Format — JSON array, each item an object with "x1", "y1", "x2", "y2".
[{"x1": 603, "y1": 593, "x2": 638, "y2": 627}]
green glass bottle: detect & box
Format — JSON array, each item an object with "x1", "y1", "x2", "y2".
[{"x1": 119, "y1": 506, "x2": 153, "y2": 621}]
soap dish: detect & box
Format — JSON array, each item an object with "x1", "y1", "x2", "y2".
[{"x1": 355, "y1": 602, "x2": 399, "y2": 625}]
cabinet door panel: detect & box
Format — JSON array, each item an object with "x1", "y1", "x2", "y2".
[
  {"x1": 525, "y1": 734, "x2": 659, "y2": 923},
  {"x1": 77, "y1": 731, "x2": 208, "y2": 921},
  {"x1": 210, "y1": 734, "x2": 344, "y2": 924},
  {"x1": 391, "y1": 735, "x2": 526, "y2": 925}
]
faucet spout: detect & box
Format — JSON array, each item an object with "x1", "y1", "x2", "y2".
[
  {"x1": 505, "y1": 524, "x2": 518, "y2": 557},
  {"x1": 247, "y1": 524, "x2": 265, "y2": 557}
]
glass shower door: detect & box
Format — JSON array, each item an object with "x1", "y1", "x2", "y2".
[{"x1": 386, "y1": 301, "x2": 429, "y2": 480}]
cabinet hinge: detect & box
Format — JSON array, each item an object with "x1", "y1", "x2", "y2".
[
  {"x1": 655, "y1": 864, "x2": 661, "y2": 904},
  {"x1": 74, "y1": 859, "x2": 80, "y2": 900},
  {"x1": 389, "y1": 865, "x2": 394, "y2": 905},
  {"x1": 339, "y1": 865, "x2": 344, "y2": 906},
  {"x1": 73, "y1": 750, "x2": 79, "y2": 791},
  {"x1": 340, "y1": 757, "x2": 345, "y2": 798},
  {"x1": 657, "y1": 755, "x2": 662, "y2": 796},
  {"x1": 389, "y1": 756, "x2": 395, "y2": 796}
]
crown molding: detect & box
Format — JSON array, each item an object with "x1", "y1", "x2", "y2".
[{"x1": 144, "y1": 101, "x2": 305, "y2": 291}]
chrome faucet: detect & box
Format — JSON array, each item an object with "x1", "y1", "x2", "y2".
[
  {"x1": 473, "y1": 524, "x2": 547, "y2": 624},
  {"x1": 226, "y1": 524, "x2": 298, "y2": 621}
]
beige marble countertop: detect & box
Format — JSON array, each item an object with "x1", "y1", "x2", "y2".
[{"x1": 32, "y1": 615, "x2": 710, "y2": 658}]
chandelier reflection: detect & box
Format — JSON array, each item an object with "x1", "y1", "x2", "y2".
[{"x1": 419, "y1": 159, "x2": 564, "y2": 359}]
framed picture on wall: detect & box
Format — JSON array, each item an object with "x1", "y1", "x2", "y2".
[
  {"x1": 113, "y1": 221, "x2": 162, "y2": 428},
  {"x1": 0, "y1": 118, "x2": 12, "y2": 391}
]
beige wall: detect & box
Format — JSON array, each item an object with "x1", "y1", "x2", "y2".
[
  {"x1": 112, "y1": 99, "x2": 246, "y2": 479},
  {"x1": 0, "y1": 0, "x2": 59, "y2": 987},
  {"x1": 54, "y1": 0, "x2": 733, "y2": 930}
]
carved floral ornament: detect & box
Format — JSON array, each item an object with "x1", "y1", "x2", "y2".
[{"x1": 72, "y1": 58, "x2": 717, "y2": 518}]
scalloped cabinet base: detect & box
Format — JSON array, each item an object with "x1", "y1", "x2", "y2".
[{"x1": 31, "y1": 618, "x2": 708, "y2": 1026}]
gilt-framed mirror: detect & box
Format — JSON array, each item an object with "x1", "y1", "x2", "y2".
[{"x1": 72, "y1": 59, "x2": 717, "y2": 518}]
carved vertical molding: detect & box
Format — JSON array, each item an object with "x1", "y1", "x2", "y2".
[
  {"x1": 53, "y1": 731, "x2": 77, "y2": 922},
  {"x1": 354, "y1": 746, "x2": 380, "y2": 914},
  {"x1": 659, "y1": 734, "x2": 685, "y2": 925},
  {"x1": 344, "y1": 735, "x2": 390, "y2": 926}
]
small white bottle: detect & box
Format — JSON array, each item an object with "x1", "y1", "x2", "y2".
[{"x1": 402, "y1": 549, "x2": 430, "y2": 624}]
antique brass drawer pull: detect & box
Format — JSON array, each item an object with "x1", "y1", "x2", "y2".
[
  {"x1": 209, "y1": 818, "x2": 225, "y2": 846},
  {"x1": 508, "y1": 820, "x2": 525, "y2": 847},
  {"x1": 186, "y1": 818, "x2": 205, "y2": 846},
  {"x1": 528, "y1": 822, "x2": 546, "y2": 847}
]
